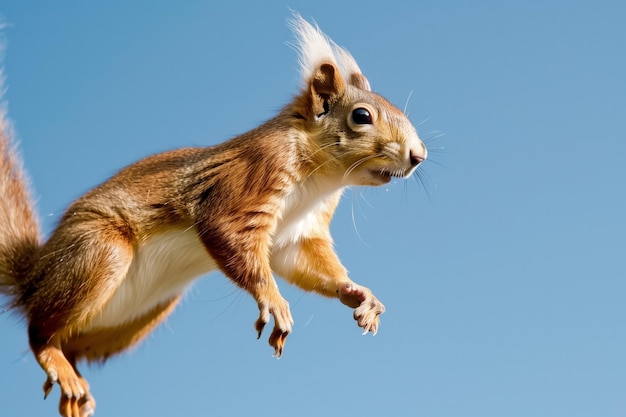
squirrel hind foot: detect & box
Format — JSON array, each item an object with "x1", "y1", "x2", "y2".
[{"x1": 36, "y1": 344, "x2": 95, "y2": 417}]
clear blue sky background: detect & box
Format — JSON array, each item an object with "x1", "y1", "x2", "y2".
[{"x1": 1, "y1": 2, "x2": 625, "y2": 416}]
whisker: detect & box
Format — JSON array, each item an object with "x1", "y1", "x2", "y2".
[
  {"x1": 343, "y1": 153, "x2": 383, "y2": 180},
  {"x1": 304, "y1": 154, "x2": 341, "y2": 182},
  {"x1": 403, "y1": 90, "x2": 414, "y2": 115},
  {"x1": 309, "y1": 141, "x2": 342, "y2": 157},
  {"x1": 402, "y1": 177, "x2": 409, "y2": 201},
  {"x1": 423, "y1": 132, "x2": 446, "y2": 145},
  {"x1": 426, "y1": 145, "x2": 447, "y2": 153},
  {"x1": 424, "y1": 157, "x2": 447, "y2": 168},
  {"x1": 358, "y1": 190, "x2": 376, "y2": 210},
  {"x1": 350, "y1": 189, "x2": 370, "y2": 248},
  {"x1": 301, "y1": 142, "x2": 348, "y2": 182},
  {"x1": 344, "y1": 156, "x2": 371, "y2": 179},
  {"x1": 206, "y1": 289, "x2": 246, "y2": 327},
  {"x1": 412, "y1": 167, "x2": 434, "y2": 201},
  {"x1": 416, "y1": 117, "x2": 432, "y2": 127}
]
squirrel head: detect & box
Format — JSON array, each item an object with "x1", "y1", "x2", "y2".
[{"x1": 289, "y1": 13, "x2": 427, "y2": 187}]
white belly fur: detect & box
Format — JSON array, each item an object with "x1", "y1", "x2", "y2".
[
  {"x1": 86, "y1": 228, "x2": 217, "y2": 331},
  {"x1": 86, "y1": 179, "x2": 343, "y2": 331}
]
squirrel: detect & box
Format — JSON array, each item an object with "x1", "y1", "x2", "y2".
[{"x1": 0, "y1": 13, "x2": 427, "y2": 417}]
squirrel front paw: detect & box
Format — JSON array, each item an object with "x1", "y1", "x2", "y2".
[
  {"x1": 339, "y1": 282, "x2": 385, "y2": 335},
  {"x1": 255, "y1": 295, "x2": 294, "y2": 358}
]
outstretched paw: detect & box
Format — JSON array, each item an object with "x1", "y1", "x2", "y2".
[
  {"x1": 339, "y1": 282, "x2": 385, "y2": 335},
  {"x1": 255, "y1": 296, "x2": 294, "y2": 358}
]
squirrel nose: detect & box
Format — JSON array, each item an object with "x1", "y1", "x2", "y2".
[{"x1": 409, "y1": 145, "x2": 427, "y2": 167}]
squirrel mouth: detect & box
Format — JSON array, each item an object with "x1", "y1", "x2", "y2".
[
  {"x1": 368, "y1": 166, "x2": 414, "y2": 184},
  {"x1": 369, "y1": 169, "x2": 397, "y2": 183}
]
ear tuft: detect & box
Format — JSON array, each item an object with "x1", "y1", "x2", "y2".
[
  {"x1": 288, "y1": 12, "x2": 369, "y2": 91},
  {"x1": 288, "y1": 13, "x2": 336, "y2": 86},
  {"x1": 332, "y1": 45, "x2": 371, "y2": 91}
]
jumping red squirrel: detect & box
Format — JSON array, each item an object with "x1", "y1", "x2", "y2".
[{"x1": 0, "y1": 14, "x2": 427, "y2": 417}]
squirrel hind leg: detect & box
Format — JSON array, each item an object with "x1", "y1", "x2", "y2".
[{"x1": 26, "y1": 220, "x2": 135, "y2": 416}]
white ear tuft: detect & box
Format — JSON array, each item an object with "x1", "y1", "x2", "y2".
[
  {"x1": 331, "y1": 45, "x2": 370, "y2": 91},
  {"x1": 288, "y1": 13, "x2": 336, "y2": 85},
  {"x1": 288, "y1": 12, "x2": 368, "y2": 90}
]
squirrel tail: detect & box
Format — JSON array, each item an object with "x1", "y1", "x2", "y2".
[{"x1": 0, "y1": 69, "x2": 41, "y2": 308}]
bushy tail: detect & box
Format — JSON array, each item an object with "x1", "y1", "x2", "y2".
[{"x1": 0, "y1": 70, "x2": 41, "y2": 306}]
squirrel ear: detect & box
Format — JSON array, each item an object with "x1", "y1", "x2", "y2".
[
  {"x1": 308, "y1": 62, "x2": 345, "y2": 116},
  {"x1": 349, "y1": 73, "x2": 371, "y2": 92}
]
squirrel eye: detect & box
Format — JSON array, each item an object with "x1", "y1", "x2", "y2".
[{"x1": 351, "y1": 107, "x2": 373, "y2": 125}]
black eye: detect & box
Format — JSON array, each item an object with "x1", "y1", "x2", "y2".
[{"x1": 351, "y1": 107, "x2": 373, "y2": 125}]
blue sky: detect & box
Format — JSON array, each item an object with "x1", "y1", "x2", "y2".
[{"x1": 1, "y1": 1, "x2": 625, "y2": 416}]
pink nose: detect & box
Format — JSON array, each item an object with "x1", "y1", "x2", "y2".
[{"x1": 409, "y1": 149, "x2": 426, "y2": 167}]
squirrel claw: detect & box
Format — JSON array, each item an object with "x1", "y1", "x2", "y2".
[
  {"x1": 255, "y1": 317, "x2": 267, "y2": 339},
  {"x1": 43, "y1": 375, "x2": 56, "y2": 399},
  {"x1": 269, "y1": 330, "x2": 289, "y2": 358},
  {"x1": 255, "y1": 301, "x2": 272, "y2": 339},
  {"x1": 255, "y1": 295, "x2": 293, "y2": 357}
]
